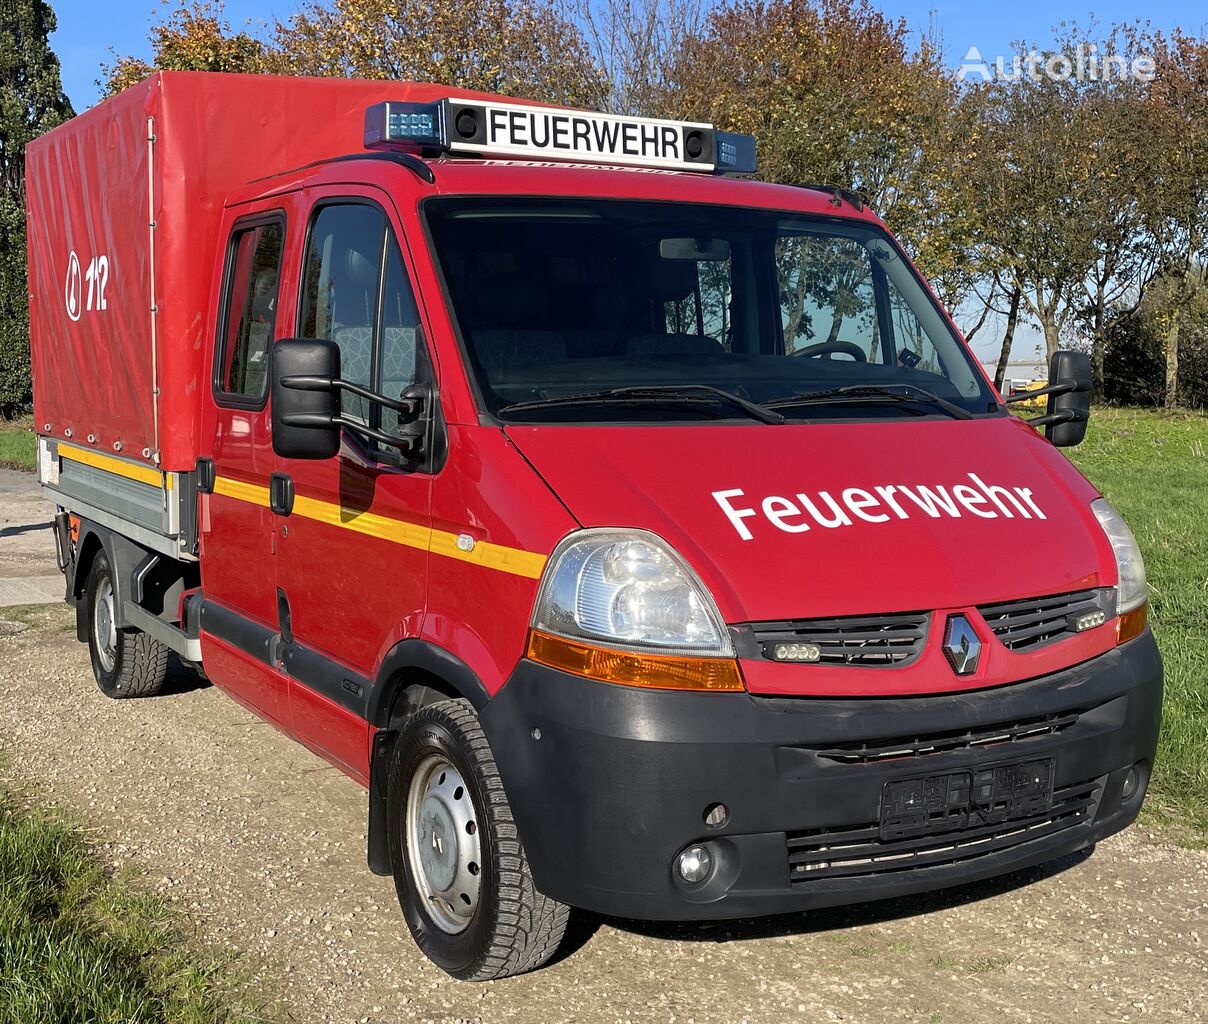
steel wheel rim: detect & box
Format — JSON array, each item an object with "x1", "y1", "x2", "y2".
[
  {"x1": 94, "y1": 576, "x2": 116, "y2": 673},
  {"x1": 405, "y1": 753, "x2": 482, "y2": 935}
]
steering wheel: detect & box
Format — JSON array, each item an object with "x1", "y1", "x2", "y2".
[{"x1": 790, "y1": 340, "x2": 868, "y2": 361}]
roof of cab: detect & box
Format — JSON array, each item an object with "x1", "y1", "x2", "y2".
[{"x1": 230, "y1": 153, "x2": 881, "y2": 225}]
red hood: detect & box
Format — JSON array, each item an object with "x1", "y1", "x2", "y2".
[{"x1": 506, "y1": 416, "x2": 1114, "y2": 624}]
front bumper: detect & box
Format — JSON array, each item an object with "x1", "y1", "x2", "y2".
[{"x1": 479, "y1": 632, "x2": 1163, "y2": 921}]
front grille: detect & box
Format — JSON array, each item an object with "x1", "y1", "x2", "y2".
[
  {"x1": 751, "y1": 612, "x2": 929, "y2": 666},
  {"x1": 786, "y1": 776, "x2": 1103, "y2": 883},
  {"x1": 815, "y1": 709, "x2": 1082, "y2": 765},
  {"x1": 978, "y1": 589, "x2": 1108, "y2": 651}
]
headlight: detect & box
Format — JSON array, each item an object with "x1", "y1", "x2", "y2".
[
  {"x1": 1091, "y1": 498, "x2": 1147, "y2": 612},
  {"x1": 532, "y1": 529, "x2": 733, "y2": 657}
]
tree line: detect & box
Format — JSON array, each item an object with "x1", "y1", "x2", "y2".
[
  {"x1": 2, "y1": 0, "x2": 1206, "y2": 414},
  {"x1": 0, "y1": 0, "x2": 71, "y2": 416}
]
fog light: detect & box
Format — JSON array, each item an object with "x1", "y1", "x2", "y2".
[
  {"x1": 1072, "y1": 609, "x2": 1107, "y2": 632},
  {"x1": 1122, "y1": 765, "x2": 1140, "y2": 800},
  {"x1": 703, "y1": 803, "x2": 729, "y2": 829},
  {"x1": 677, "y1": 844, "x2": 713, "y2": 884},
  {"x1": 774, "y1": 643, "x2": 821, "y2": 662}
]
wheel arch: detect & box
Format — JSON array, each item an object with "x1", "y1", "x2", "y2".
[
  {"x1": 71, "y1": 523, "x2": 144, "y2": 640},
  {"x1": 369, "y1": 639, "x2": 491, "y2": 727},
  {"x1": 70, "y1": 521, "x2": 199, "y2": 643},
  {"x1": 366, "y1": 639, "x2": 493, "y2": 876}
]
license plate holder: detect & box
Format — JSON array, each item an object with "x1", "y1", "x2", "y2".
[{"x1": 879, "y1": 758, "x2": 1056, "y2": 842}]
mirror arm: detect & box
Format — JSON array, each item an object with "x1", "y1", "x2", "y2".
[
  {"x1": 281, "y1": 374, "x2": 423, "y2": 417},
  {"x1": 279, "y1": 411, "x2": 423, "y2": 453},
  {"x1": 340, "y1": 417, "x2": 423, "y2": 453},
  {"x1": 334, "y1": 378, "x2": 422, "y2": 416},
  {"x1": 278, "y1": 373, "x2": 335, "y2": 393},
  {"x1": 1002, "y1": 377, "x2": 1087, "y2": 405},
  {"x1": 1026, "y1": 409, "x2": 1087, "y2": 429}
]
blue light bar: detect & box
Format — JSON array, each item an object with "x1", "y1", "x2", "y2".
[
  {"x1": 364, "y1": 101, "x2": 445, "y2": 150},
  {"x1": 715, "y1": 132, "x2": 757, "y2": 175},
  {"x1": 364, "y1": 99, "x2": 757, "y2": 175}
]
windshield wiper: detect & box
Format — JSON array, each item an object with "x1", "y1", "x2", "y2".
[
  {"x1": 764, "y1": 383, "x2": 973, "y2": 420},
  {"x1": 497, "y1": 385, "x2": 786, "y2": 425}
]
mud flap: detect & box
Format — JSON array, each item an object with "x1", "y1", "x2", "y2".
[{"x1": 367, "y1": 729, "x2": 396, "y2": 876}]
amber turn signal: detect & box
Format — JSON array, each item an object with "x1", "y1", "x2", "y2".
[
  {"x1": 1117, "y1": 602, "x2": 1148, "y2": 645},
  {"x1": 526, "y1": 630, "x2": 746, "y2": 692}
]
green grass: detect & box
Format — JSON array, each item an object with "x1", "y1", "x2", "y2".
[
  {"x1": 0, "y1": 416, "x2": 35, "y2": 471},
  {"x1": 968, "y1": 954, "x2": 1020, "y2": 974},
  {"x1": 1068, "y1": 406, "x2": 1208, "y2": 841},
  {"x1": 0, "y1": 781, "x2": 274, "y2": 1024}
]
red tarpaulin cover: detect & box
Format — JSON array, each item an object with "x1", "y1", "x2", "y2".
[{"x1": 27, "y1": 72, "x2": 486, "y2": 470}]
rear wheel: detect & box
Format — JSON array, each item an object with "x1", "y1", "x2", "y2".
[
  {"x1": 387, "y1": 698, "x2": 568, "y2": 980},
  {"x1": 85, "y1": 550, "x2": 169, "y2": 699}
]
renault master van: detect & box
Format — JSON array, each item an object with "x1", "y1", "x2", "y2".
[{"x1": 28, "y1": 73, "x2": 1160, "y2": 980}]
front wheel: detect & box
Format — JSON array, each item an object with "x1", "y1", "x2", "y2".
[{"x1": 387, "y1": 698, "x2": 568, "y2": 980}]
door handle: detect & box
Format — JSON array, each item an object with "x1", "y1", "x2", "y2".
[
  {"x1": 196, "y1": 457, "x2": 215, "y2": 494},
  {"x1": 269, "y1": 473, "x2": 294, "y2": 517}
]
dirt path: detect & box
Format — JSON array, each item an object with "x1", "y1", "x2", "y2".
[
  {"x1": 2, "y1": 608, "x2": 1206, "y2": 1024},
  {"x1": 2, "y1": 474, "x2": 1207, "y2": 1023},
  {"x1": 0, "y1": 467, "x2": 59, "y2": 586}
]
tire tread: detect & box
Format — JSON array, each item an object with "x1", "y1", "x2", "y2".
[
  {"x1": 396, "y1": 699, "x2": 569, "y2": 980},
  {"x1": 86, "y1": 552, "x2": 170, "y2": 699},
  {"x1": 112, "y1": 629, "x2": 170, "y2": 698}
]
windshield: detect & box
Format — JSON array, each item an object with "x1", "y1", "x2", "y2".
[{"x1": 425, "y1": 198, "x2": 997, "y2": 423}]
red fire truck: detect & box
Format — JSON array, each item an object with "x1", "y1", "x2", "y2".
[{"x1": 27, "y1": 73, "x2": 1160, "y2": 980}]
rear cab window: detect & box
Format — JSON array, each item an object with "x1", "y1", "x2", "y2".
[{"x1": 215, "y1": 218, "x2": 284, "y2": 404}]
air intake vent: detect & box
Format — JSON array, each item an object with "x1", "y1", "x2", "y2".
[
  {"x1": 978, "y1": 589, "x2": 1111, "y2": 652},
  {"x1": 751, "y1": 612, "x2": 929, "y2": 666},
  {"x1": 787, "y1": 776, "x2": 1103, "y2": 883},
  {"x1": 814, "y1": 709, "x2": 1082, "y2": 765}
]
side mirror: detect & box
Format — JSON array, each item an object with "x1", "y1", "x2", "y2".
[
  {"x1": 271, "y1": 338, "x2": 341, "y2": 460},
  {"x1": 1001, "y1": 349, "x2": 1092, "y2": 447},
  {"x1": 1042, "y1": 350, "x2": 1092, "y2": 448},
  {"x1": 271, "y1": 337, "x2": 431, "y2": 461}
]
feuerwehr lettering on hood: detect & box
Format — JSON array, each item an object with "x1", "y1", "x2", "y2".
[{"x1": 712, "y1": 473, "x2": 1046, "y2": 541}]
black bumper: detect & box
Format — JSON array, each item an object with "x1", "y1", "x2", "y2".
[{"x1": 479, "y1": 633, "x2": 1163, "y2": 921}]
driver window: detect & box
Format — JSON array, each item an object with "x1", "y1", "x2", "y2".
[
  {"x1": 776, "y1": 235, "x2": 879, "y2": 360},
  {"x1": 298, "y1": 203, "x2": 387, "y2": 426}
]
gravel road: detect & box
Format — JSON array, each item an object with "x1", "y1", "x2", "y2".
[
  {"x1": 2, "y1": 473, "x2": 1207, "y2": 1023},
  {"x1": 0, "y1": 467, "x2": 57, "y2": 580}
]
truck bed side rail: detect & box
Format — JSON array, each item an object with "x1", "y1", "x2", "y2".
[{"x1": 36, "y1": 436, "x2": 198, "y2": 561}]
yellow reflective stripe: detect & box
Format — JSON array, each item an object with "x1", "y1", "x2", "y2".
[
  {"x1": 429, "y1": 530, "x2": 547, "y2": 579},
  {"x1": 291, "y1": 494, "x2": 433, "y2": 552},
  {"x1": 212, "y1": 476, "x2": 271, "y2": 507},
  {"x1": 59, "y1": 443, "x2": 165, "y2": 489},
  {"x1": 211, "y1": 476, "x2": 546, "y2": 579}
]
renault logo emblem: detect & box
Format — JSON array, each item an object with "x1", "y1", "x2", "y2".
[{"x1": 943, "y1": 614, "x2": 982, "y2": 675}]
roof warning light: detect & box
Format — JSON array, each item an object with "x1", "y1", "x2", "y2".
[{"x1": 364, "y1": 98, "x2": 756, "y2": 175}]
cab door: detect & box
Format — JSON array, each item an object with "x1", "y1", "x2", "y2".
[
  {"x1": 198, "y1": 206, "x2": 293, "y2": 726},
  {"x1": 273, "y1": 188, "x2": 436, "y2": 780}
]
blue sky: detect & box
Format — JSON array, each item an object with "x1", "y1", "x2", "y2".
[
  {"x1": 47, "y1": 0, "x2": 1208, "y2": 363},
  {"x1": 50, "y1": 0, "x2": 1207, "y2": 114}
]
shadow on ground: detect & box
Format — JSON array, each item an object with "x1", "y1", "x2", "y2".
[
  {"x1": 0, "y1": 521, "x2": 50, "y2": 539},
  {"x1": 161, "y1": 654, "x2": 212, "y2": 697},
  {"x1": 551, "y1": 847, "x2": 1093, "y2": 964}
]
